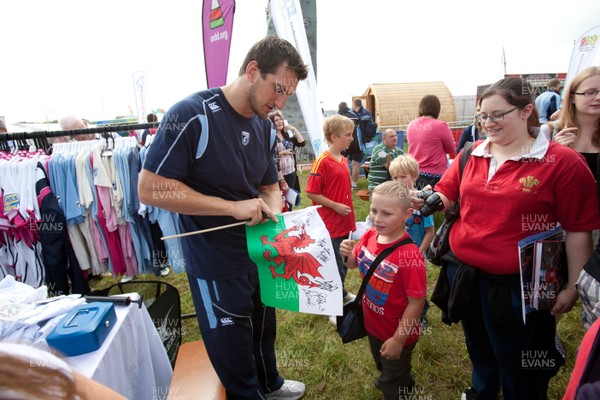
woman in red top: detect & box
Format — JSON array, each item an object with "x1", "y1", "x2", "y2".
[{"x1": 419, "y1": 78, "x2": 600, "y2": 400}]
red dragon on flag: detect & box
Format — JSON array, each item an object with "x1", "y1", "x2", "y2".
[
  {"x1": 260, "y1": 225, "x2": 323, "y2": 287},
  {"x1": 247, "y1": 206, "x2": 343, "y2": 315}
]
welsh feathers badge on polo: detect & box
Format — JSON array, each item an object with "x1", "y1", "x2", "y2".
[{"x1": 518, "y1": 175, "x2": 540, "y2": 194}]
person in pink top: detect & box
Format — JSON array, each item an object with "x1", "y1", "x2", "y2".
[{"x1": 406, "y1": 94, "x2": 456, "y2": 189}]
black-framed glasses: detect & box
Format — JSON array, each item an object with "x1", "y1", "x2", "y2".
[
  {"x1": 475, "y1": 106, "x2": 519, "y2": 123},
  {"x1": 572, "y1": 89, "x2": 600, "y2": 98}
]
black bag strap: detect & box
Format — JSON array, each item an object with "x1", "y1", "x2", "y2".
[
  {"x1": 455, "y1": 141, "x2": 474, "y2": 206},
  {"x1": 459, "y1": 141, "x2": 474, "y2": 181},
  {"x1": 355, "y1": 237, "x2": 414, "y2": 302}
]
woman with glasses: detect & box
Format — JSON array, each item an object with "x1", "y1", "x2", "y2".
[
  {"x1": 417, "y1": 77, "x2": 599, "y2": 399},
  {"x1": 540, "y1": 66, "x2": 600, "y2": 179},
  {"x1": 545, "y1": 67, "x2": 600, "y2": 335}
]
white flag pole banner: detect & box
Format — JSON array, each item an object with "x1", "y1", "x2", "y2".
[
  {"x1": 246, "y1": 206, "x2": 343, "y2": 316},
  {"x1": 269, "y1": 0, "x2": 327, "y2": 157},
  {"x1": 132, "y1": 70, "x2": 146, "y2": 123},
  {"x1": 564, "y1": 25, "x2": 600, "y2": 91}
]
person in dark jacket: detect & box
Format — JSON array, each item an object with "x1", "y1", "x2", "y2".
[
  {"x1": 141, "y1": 113, "x2": 158, "y2": 146},
  {"x1": 457, "y1": 103, "x2": 486, "y2": 152},
  {"x1": 338, "y1": 102, "x2": 362, "y2": 189}
]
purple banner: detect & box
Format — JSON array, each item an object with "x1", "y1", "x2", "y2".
[{"x1": 202, "y1": 0, "x2": 236, "y2": 88}]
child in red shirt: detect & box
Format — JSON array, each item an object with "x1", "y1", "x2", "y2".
[
  {"x1": 306, "y1": 115, "x2": 356, "y2": 303},
  {"x1": 340, "y1": 181, "x2": 426, "y2": 400}
]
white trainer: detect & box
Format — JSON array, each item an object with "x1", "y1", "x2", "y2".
[
  {"x1": 328, "y1": 315, "x2": 337, "y2": 327},
  {"x1": 266, "y1": 380, "x2": 305, "y2": 400}
]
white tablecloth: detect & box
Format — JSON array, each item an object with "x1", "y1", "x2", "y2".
[{"x1": 67, "y1": 293, "x2": 173, "y2": 400}]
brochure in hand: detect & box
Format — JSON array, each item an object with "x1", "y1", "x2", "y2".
[
  {"x1": 518, "y1": 225, "x2": 566, "y2": 323},
  {"x1": 284, "y1": 188, "x2": 301, "y2": 208},
  {"x1": 532, "y1": 240, "x2": 565, "y2": 310}
]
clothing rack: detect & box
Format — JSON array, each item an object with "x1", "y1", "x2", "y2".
[
  {"x1": 0, "y1": 122, "x2": 159, "y2": 141},
  {"x1": 0, "y1": 122, "x2": 160, "y2": 152}
]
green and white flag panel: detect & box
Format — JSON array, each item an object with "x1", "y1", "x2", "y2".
[{"x1": 246, "y1": 206, "x2": 343, "y2": 316}]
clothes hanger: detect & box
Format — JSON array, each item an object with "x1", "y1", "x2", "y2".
[
  {"x1": 34, "y1": 131, "x2": 44, "y2": 152},
  {"x1": 15, "y1": 133, "x2": 25, "y2": 151},
  {"x1": 102, "y1": 131, "x2": 114, "y2": 156},
  {"x1": 14, "y1": 133, "x2": 27, "y2": 152},
  {"x1": 41, "y1": 132, "x2": 51, "y2": 153},
  {"x1": 0, "y1": 135, "x2": 9, "y2": 152},
  {"x1": 28, "y1": 132, "x2": 38, "y2": 153},
  {"x1": 31, "y1": 131, "x2": 40, "y2": 151}
]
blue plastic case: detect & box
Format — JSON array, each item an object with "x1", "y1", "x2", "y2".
[{"x1": 46, "y1": 302, "x2": 117, "y2": 357}]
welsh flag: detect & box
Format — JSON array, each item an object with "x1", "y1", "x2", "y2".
[{"x1": 246, "y1": 206, "x2": 343, "y2": 316}]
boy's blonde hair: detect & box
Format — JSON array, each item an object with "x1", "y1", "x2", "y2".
[
  {"x1": 372, "y1": 180, "x2": 411, "y2": 210},
  {"x1": 389, "y1": 154, "x2": 419, "y2": 179},
  {"x1": 323, "y1": 115, "x2": 354, "y2": 144}
]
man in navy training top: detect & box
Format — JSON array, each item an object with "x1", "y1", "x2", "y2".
[
  {"x1": 535, "y1": 78, "x2": 562, "y2": 123},
  {"x1": 138, "y1": 36, "x2": 308, "y2": 400},
  {"x1": 352, "y1": 98, "x2": 373, "y2": 121}
]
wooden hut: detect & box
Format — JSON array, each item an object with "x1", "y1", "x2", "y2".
[{"x1": 354, "y1": 82, "x2": 455, "y2": 130}]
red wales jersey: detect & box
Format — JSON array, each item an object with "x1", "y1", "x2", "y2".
[
  {"x1": 306, "y1": 151, "x2": 355, "y2": 238},
  {"x1": 353, "y1": 230, "x2": 427, "y2": 344}
]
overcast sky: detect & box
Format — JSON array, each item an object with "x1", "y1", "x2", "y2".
[{"x1": 1, "y1": 0, "x2": 599, "y2": 124}]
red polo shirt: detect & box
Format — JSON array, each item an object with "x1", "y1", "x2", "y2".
[
  {"x1": 435, "y1": 138, "x2": 600, "y2": 275},
  {"x1": 306, "y1": 151, "x2": 355, "y2": 238},
  {"x1": 353, "y1": 230, "x2": 427, "y2": 343}
]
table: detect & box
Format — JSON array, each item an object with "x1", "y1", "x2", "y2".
[{"x1": 67, "y1": 293, "x2": 173, "y2": 400}]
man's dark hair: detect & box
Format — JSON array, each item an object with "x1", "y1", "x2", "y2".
[
  {"x1": 418, "y1": 95, "x2": 441, "y2": 119},
  {"x1": 238, "y1": 35, "x2": 308, "y2": 80},
  {"x1": 338, "y1": 102, "x2": 348, "y2": 113},
  {"x1": 547, "y1": 78, "x2": 561, "y2": 89},
  {"x1": 146, "y1": 113, "x2": 158, "y2": 123}
]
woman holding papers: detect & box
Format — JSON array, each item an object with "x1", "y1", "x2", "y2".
[{"x1": 415, "y1": 77, "x2": 600, "y2": 400}]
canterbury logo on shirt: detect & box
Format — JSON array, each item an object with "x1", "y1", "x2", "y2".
[{"x1": 207, "y1": 102, "x2": 221, "y2": 112}]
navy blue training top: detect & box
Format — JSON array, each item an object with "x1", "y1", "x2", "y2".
[{"x1": 143, "y1": 88, "x2": 278, "y2": 279}]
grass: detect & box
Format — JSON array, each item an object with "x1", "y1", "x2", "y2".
[{"x1": 88, "y1": 170, "x2": 584, "y2": 399}]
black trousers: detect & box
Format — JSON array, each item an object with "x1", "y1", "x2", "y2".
[
  {"x1": 187, "y1": 270, "x2": 284, "y2": 400},
  {"x1": 368, "y1": 334, "x2": 416, "y2": 400}
]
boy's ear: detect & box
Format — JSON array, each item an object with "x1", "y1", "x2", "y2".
[{"x1": 404, "y1": 207, "x2": 414, "y2": 222}]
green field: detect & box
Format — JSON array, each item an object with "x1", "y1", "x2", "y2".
[{"x1": 89, "y1": 170, "x2": 583, "y2": 399}]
